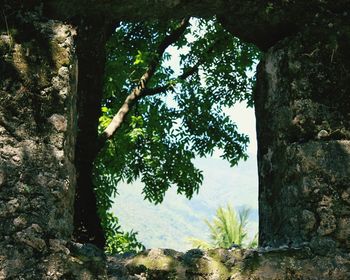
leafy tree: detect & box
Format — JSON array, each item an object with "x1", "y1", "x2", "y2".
[
  {"x1": 188, "y1": 204, "x2": 258, "y2": 249},
  {"x1": 93, "y1": 17, "x2": 260, "y2": 253}
]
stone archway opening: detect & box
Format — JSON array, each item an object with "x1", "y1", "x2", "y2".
[{"x1": 67, "y1": 1, "x2": 298, "y2": 252}]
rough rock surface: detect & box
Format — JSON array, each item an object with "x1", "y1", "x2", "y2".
[
  {"x1": 255, "y1": 21, "x2": 350, "y2": 250},
  {"x1": 107, "y1": 247, "x2": 350, "y2": 280},
  {"x1": 0, "y1": 13, "x2": 105, "y2": 279},
  {"x1": 11, "y1": 1, "x2": 349, "y2": 51}
]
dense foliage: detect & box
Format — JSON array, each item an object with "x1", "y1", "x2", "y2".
[
  {"x1": 188, "y1": 204, "x2": 258, "y2": 249},
  {"x1": 93, "y1": 18, "x2": 260, "y2": 253}
]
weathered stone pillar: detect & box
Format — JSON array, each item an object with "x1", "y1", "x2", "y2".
[
  {"x1": 0, "y1": 12, "x2": 105, "y2": 279},
  {"x1": 255, "y1": 23, "x2": 350, "y2": 253}
]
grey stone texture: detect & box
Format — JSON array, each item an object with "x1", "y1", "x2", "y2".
[
  {"x1": 107, "y1": 247, "x2": 350, "y2": 280},
  {"x1": 255, "y1": 23, "x2": 350, "y2": 251},
  {"x1": 0, "y1": 13, "x2": 105, "y2": 279}
]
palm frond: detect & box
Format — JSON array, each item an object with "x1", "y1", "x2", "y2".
[{"x1": 188, "y1": 204, "x2": 258, "y2": 249}]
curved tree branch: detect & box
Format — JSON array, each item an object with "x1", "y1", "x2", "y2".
[
  {"x1": 97, "y1": 18, "x2": 190, "y2": 151},
  {"x1": 143, "y1": 39, "x2": 219, "y2": 97},
  {"x1": 97, "y1": 26, "x2": 226, "y2": 152},
  {"x1": 142, "y1": 61, "x2": 202, "y2": 97}
]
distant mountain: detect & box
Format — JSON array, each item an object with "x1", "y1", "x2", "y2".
[{"x1": 111, "y1": 154, "x2": 258, "y2": 252}]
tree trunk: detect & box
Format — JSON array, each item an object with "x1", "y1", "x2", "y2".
[{"x1": 73, "y1": 17, "x2": 115, "y2": 249}]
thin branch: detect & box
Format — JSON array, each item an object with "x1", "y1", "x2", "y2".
[
  {"x1": 97, "y1": 22, "x2": 226, "y2": 153},
  {"x1": 2, "y1": 9, "x2": 13, "y2": 49},
  {"x1": 142, "y1": 61, "x2": 201, "y2": 97},
  {"x1": 141, "y1": 17, "x2": 190, "y2": 88},
  {"x1": 97, "y1": 18, "x2": 190, "y2": 151},
  {"x1": 143, "y1": 40, "x2": 218, "y2": 97}
]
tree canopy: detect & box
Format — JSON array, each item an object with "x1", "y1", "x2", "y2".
[{"x1": 92, "y1": 17, "x2": 260, "y2": 253}]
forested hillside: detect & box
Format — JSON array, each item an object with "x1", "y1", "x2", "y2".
[{"x1": 112, "y1": 155, "x2": 258, "y2": 251}]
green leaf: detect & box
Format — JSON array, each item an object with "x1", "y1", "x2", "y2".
[{"x1": 134, "y1": 50, "x2": 144, "y2": 65}]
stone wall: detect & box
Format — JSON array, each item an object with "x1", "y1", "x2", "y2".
[
  {"x1": 107, "y1": 247, "x2": 350, "y2": 280},
  {"x1": 0, "y1": 12, "x2": 105, "y2": 279},
  {"x1": 255, "y1": 23, "x2": 350, "y2": 251}
]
